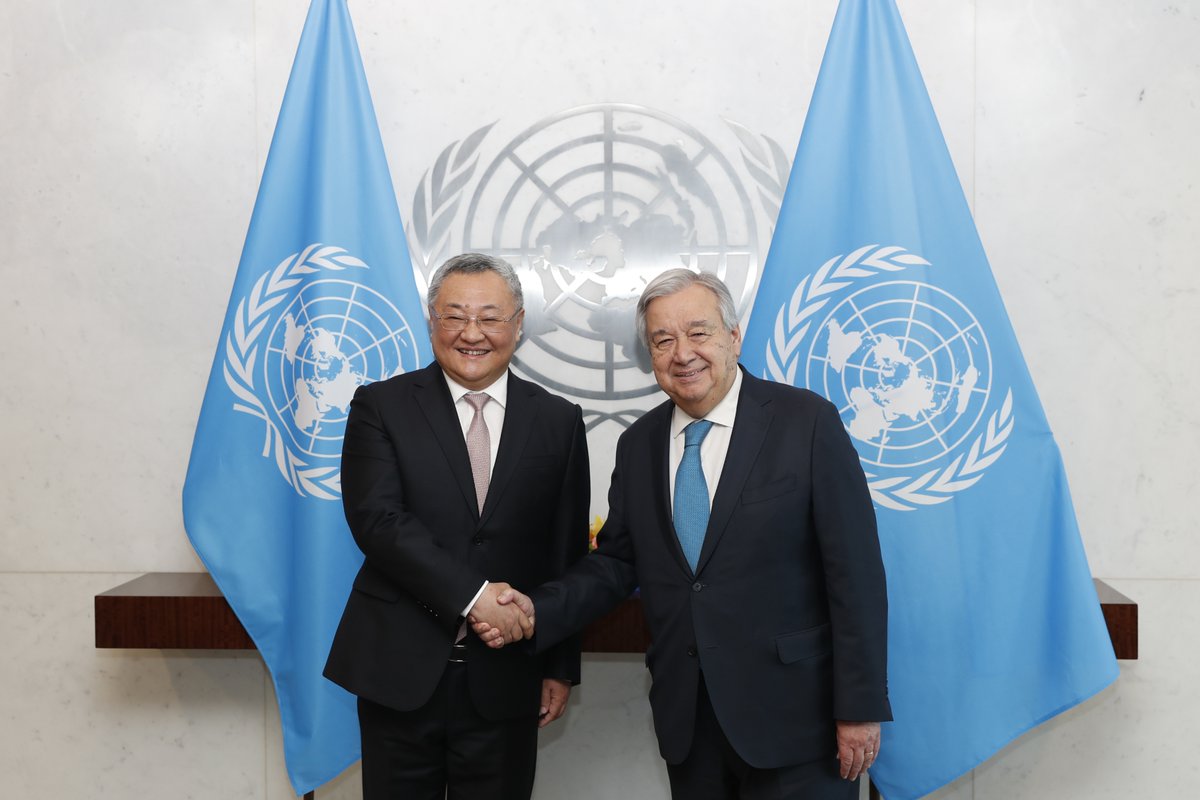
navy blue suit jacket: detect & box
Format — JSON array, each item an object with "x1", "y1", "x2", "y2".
[{"x1": 532, "y1": 369, "x2": 891, "y2": 766}]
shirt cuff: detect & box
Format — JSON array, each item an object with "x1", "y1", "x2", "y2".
[{"x1": 462, "y1": 580, "x2": 489, "y2": 618}]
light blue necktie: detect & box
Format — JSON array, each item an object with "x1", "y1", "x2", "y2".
[{"x1": 674, "y1": 419, "x2": 714, "y2": 572}]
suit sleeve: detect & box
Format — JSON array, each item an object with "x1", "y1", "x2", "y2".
[
  {"x1": 340, "y1": 384, "x2": 486, "y2": 620},
  {"x1": 531, "y1": 431, "x2": 640, "y2": 653},
  {"x1": 537, "y1": 406, "x2": 591, "y2": 685},
  {"x1": 810, "y1": 399, "x2": 893, "y2": 722}
]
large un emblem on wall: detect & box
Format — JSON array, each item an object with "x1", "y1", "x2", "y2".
[{"x1": 408, "y1": 104, "x2": 785, "y2": 431}]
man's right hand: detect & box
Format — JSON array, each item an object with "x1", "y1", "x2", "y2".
[
  {"x1": 466, "y1": 582, "x2": 534, "y2": 646},
  {"x1": 470, "y1": 586, "x2": 535, "y2": 648}
]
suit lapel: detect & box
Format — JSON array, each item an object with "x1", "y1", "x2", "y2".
[
  {"x1": 695, "y1": 372, "x2": 772, "y2": 576},
  {"x1": 479, "y1": 372, "x2": 535, "y2": 527},
  {"x1": 412, "y1": 364, "x2": 479, "y2": 517}
]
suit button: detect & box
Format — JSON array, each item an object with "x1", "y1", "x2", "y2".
[
  {"x1": 473, "y1": 537, "x2": 483, "y2": 546},
  {"x1": 692, "y1": 582, "x2": 703, "y2": 592},
  {"x1": 686, "y1": 647, "x2": 697, "y2": 657}
]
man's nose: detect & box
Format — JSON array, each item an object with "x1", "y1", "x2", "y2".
[
  {"x1": 459, "y1": 319, "x2": 486, "y2": 340},
  {"x1": 672, "y1": 339, "x2": 696, "y2": 363}
]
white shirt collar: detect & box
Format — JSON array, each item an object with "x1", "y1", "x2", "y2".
[
  {"x1": 443, "y1": 370, "x2": 510, "y2": 409},
  {"x1": 670, "y1": 367, "x2": 743, "y2": 439}
]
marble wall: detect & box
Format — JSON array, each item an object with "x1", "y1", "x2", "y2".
[{"x1": 1, "y1": 0, "x2": 1196, "y2": 797}]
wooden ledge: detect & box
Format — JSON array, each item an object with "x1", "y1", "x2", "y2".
[
  {"x1": 95, "y1": 572, "x2": 254, "y2": 649},
  {"x1": 92, "y1": 572, "x2": 646, "y2": 652},
  {"x1": 1094, "y1": 579, "x2": 1138, "y2": 660},
  {"x1": 95, "y1": 573, "x2": 1136, "y2": 659}
]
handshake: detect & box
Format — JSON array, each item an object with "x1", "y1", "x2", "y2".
[{"x1": 466, "y1": 582, "x2": 536, "y2": 648}]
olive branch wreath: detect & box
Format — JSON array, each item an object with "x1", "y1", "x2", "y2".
[
  {"x1": 222, "y1": 243, "x2": 368, "y2": 500},
  {"x1": 407, "y1": 122, "x2": 495, "y2": 283},
  {"x1": 725, "y1": 118, "x2": 792, "y2": 230},
  {"x1": 763, "y1": 245, "x2": 1014, "y2": 511}
]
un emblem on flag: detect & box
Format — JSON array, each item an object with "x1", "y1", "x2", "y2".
[
  {"x1": 811, "y1": 281, "x2": 989, "y2": 468},
  {"x1": 764, "y1": 245, "x2": 1014, "y2": 511},
  {"x1": 223, "y1": 245, "x2": 420, "y2": 500}
]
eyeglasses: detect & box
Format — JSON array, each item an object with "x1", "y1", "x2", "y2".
[{"x1": 431, "y1": 309, "x2": 521, "y2": 334}]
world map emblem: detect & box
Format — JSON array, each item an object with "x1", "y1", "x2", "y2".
[
  {"x1": 764, "y1": 245, "x2": 1014, "y2": 511},
  {"x1": 223, "y1": 244, "x2": 420, "y2": 499},
  {"x1": 408, "y1": 104, "x2": 785, "y2": 431},
  {"x1": 812, "y1": 280, "x2": 989, "y2": 468}
]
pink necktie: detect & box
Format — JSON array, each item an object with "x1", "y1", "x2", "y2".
[{"x1": 464, "y1": 392, "x2": 491, "y2": 513}]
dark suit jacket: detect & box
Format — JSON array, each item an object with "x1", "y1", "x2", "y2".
[
  {"x1": 324, "y1": 363, "x2": 590, "y2": 721},
  {"x1": 531, "y1": 369, "x2": 890, "y2": 766}
]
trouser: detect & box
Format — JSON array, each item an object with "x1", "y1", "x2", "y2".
[{"x1": 358, "y1": 657, "x2": 538, "y2": 800}]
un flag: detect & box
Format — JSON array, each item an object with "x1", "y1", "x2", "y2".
[
  {"x1": 182, "y1": 0, "x2": 429, "y2": 792},
  {"x1": 739, "y1": 1, "x2": 1119, "y2": 797}
]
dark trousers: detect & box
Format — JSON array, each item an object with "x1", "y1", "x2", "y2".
[
  {"x1": 358, "y1": 661, "x2": 538, "y2": 800},
  {"x1": 667, "y1": 676, "x2": 859, "y2": 800}
]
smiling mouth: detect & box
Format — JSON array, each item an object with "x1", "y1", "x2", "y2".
[
  {"x1": 674, "y1": 366, "x2": 707, "y2": 380},
  {"x1": 458, "y1": 348, "x2": 490, "y2": 356}
]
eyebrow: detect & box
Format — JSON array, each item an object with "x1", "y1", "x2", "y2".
[
  {"x1": 650, "y1": 322, "x2": 716, "y2": 341},
  {"x1": 442, "y1": 302, "x2": 504, "y2": 311},
  {"x1": 652, "y1": 320, "x2": 714, "y2": 334}
]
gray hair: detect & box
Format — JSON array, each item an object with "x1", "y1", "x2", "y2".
[
  {"x1": 427, "y1": 252, "x2": 524, "y2": 312},
  {"x1": 635, "y1": 269, "x2": 739, "y2": 348}
]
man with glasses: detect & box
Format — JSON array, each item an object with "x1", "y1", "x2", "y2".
[{"x1": 324, "y1": 252, "x2": 590, "y2": 800}]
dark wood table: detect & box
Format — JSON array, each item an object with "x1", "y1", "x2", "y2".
[{"x1": 95, "y1": 574, "x2": 1137, "y2": 799}]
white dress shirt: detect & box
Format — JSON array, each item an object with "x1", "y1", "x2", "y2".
[
  {"x1": 442, "y1": 371, "x2": 510, "y2": 619},
  {"x1": 668, "y1": 368, "x2": 743, "y2": 517}
]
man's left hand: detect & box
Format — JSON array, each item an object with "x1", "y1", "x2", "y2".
[
  {"x1": 836, "y1": 720, "x2": 880, "y2": 781},
  {"x1": 538, "y1": 679, "x2": 571, "y2": 728}
]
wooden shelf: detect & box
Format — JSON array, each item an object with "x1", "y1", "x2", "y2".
[
  {"x1": 1094, "y1": 579, "x2": 1138, "y2": 660},
  {"x1": 95, "y1": 572, "x2": 254, "y2": 649},
  {"x1": 95, "y1": 573, "x2": 1136, "y2": 659},
  {"x1": 93, "y1": 572, "x2": 649, "y2": 653}
]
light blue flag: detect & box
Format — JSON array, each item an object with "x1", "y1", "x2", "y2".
[
  {"x1": 182, "y1": 0, "x2": 428, "y2": 792},
  {"x1": 739, "y1": 1, "x2": 1118, "y2": 797}
]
